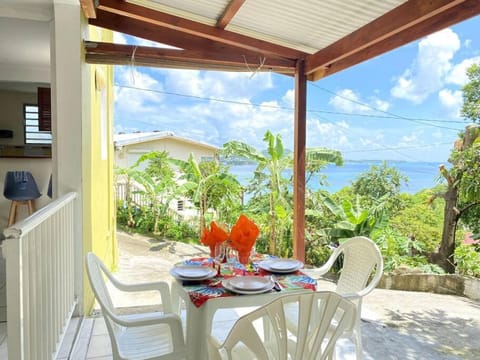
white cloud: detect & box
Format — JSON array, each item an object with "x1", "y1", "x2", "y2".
[
  {"x1": 113, "y1": 32, "x2": 178, "y2": 49},
  {"x1": 306, "y1": 120, "x2": 351, "y2": 149},
  {"x1": 113, "y1": 66, "x2": 287, "y2": 148},
  {"x1": 282, "y1": 89, "x2": 294, "y2": 107},
  {"x1": 373, "y1": 98, "x2": 390, "y2": 112},
  {"x1": 445, "y1": 56, "x2": 480, "y2": 85},
  {"x1": 399, "y1": 131, "x2": 423, "y2": 147},
  {"x1": 157, "y1": 69, "x2": 273, "y2": 100},
  {"x1": 438, "y1": 89, "x2": 463, "y2": 117},
  {"x1": 114, "y1": 67, "x2": 165, "y2": 117},
  {"x1": 329, "y1": 88, "x2": 390, "y2": 113},
  {"x1": 391, "y1": 28, "x2": 460, "y2": 103},
  {"x1": 329, "y1": 89, "x2": 370, "y2": 113}
]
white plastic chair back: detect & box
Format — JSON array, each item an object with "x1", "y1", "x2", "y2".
[
  {"x1": 86, "y1": 252, "x2": 185, "y2": 360},
  {"x1": 334, "y1": 236, "x2": 383, "y2": 297},
  {"x1": 86, "y1": 252, "x2": 121, "y2": 337},
  {"x1": 304, "y1": 236, "x2": 383, "y2": 359},
  {"x1": 208, "y1": 291, "x2": 355, "y2": 360}
]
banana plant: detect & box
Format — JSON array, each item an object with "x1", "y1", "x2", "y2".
[
  {"x1": 320, "y1": 193, "x2": 388, "y2": 242},
  {"x1": 172, "y1": 154, "x2": 241, "y2": 235},
  {"x1": 223, "y1": 130, "x2": 343, "y2": 255}
]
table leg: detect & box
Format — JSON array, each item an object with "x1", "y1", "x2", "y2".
[{"x1": 172, "y1": 281, "x2": 206, "y2": 360}]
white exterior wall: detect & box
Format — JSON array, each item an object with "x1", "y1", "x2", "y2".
[
  {"x1": 51, "y1": 1, "x2": 85, "y2": 315},
  {"x1": 115, "y1": 137, "x2": 218, "y2": 169}
]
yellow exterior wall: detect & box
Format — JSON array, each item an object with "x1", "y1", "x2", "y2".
[{"x1": 82, "y1": 26, "x2": 117, "y2": 314}]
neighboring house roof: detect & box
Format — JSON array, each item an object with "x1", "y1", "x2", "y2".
[{"x1": 113, "y1": 131, "x2": 220, "y2": 151}]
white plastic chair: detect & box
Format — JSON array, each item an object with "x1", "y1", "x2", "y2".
[
  {"x1": 303, "y1": 236, "x2": 384, "y2": 359},
  {"x1": 85, "y1": 252, "x2": 186, "y2": 360},
  {"x1": 207, "y1": 291, "x2": 356, "y2": 360}
]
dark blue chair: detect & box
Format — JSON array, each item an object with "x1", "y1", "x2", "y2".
[
  {"x1": 3, "y1": 171, "x2": 41, "y2": 226},
  {"x1": 47, "y1": 174, "x2": 52, "y2": 198}
]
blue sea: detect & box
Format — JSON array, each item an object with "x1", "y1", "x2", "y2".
[{"x1": 229, "y1": 161, "x2": 444, "y2": 194}]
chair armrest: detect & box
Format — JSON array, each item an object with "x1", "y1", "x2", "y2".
[
  {"x1": 117, "y1": 312, "x2": 185, "y2": 350},
  {"x1": 302, "y1": 263, "x2": 331, "y2": 279},
  {"x1": 114, "y1": 280, "x2": 170, "y2": 293},
  {"x1": 105, "y1": 272, "x2": 173, "y2": 312},
  {"x1": 116, "y1": 312, "x2": 183, "y2": 330},
  {"x1": 302, "y1": 246, "x2": 342, "y2": 279},
  {"x1": 341, "y1": 293, "x2": 361, "y2": 301}
]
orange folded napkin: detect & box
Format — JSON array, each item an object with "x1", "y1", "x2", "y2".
[
  {"x1": 230, "y1": 214, "x2": 259, "y2": 264},
  {"x1": 201, "y1": 221, "x2": 229, "y2": 256}
]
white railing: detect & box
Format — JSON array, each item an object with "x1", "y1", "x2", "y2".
[{"x1": 1, "y1": 192, "x2": 78, "y2": 360}]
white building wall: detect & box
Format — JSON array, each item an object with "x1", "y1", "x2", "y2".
[{"x1": 117, "y1": 138, "x2": 217, "y2": 168}]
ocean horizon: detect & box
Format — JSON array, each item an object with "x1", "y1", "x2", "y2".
[{"x1": 229, "y1": 160, "x2": 445, "y2": 194}]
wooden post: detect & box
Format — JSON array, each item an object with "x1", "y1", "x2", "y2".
[{"x1": 293, "y1": 59, "x2": 307, "y2": 262}]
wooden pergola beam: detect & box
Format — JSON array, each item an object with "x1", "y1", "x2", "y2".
[
  {"x1": 96, "y1": 0, "x2": 305, "y2": 60},
  {"x1": 216, "y1": 0, "x2": 246, "y2": 29},
  {"x1": 79, "y1": 0, "x2": 97, "y2": 19},
  {"x1": 305, "y1": 0, "x2": 474, "y2": 77},
  {"x1": 310, "y1": 0, "x2": 480, "y2": 80},
  {"x1": 90, "y1": 9, "x2": 282, "y2": 60},
  {"x1": 84, "y1": 41, "x2": 296, "y2": 74}
]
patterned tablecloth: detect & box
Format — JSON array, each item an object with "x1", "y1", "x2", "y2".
[{"x1": 177, "y1": 255, "x2": 317, "y2": 308}]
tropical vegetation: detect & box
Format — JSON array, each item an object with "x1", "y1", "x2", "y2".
[{"x1": 115, "y1": 62, "x2": 480, "y2": 278}]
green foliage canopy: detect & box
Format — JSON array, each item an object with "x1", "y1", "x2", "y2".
[{"x1": 461, "y1": 63, "x2": 480, "y2": 122}]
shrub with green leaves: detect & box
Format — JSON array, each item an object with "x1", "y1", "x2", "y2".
[
  {"x1": 372, "y1": 227, "x2": 444, "y2": 274},
  {"x1": 455, "y1": 243, "x2": 480, "y2": 277}
]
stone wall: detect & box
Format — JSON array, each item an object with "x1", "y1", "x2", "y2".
[{"x1": 378, "y1": 274, "x2": 480, "y2": 301}]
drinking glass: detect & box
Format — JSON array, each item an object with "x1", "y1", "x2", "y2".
[{"x1": 213, "y1": 242, "x2": 225, "y2": 275}]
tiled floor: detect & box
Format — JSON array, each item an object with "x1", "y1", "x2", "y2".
[
  {"x1": 69, "y1": 307, "x2": 247, "y2": 359},
  {"x1": 69, "y1": 315, "x2": 114, "y2": 359}
]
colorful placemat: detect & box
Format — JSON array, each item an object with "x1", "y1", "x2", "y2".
[{"x1": 176, "y1": 256, "x2": 316, "y2": 308}]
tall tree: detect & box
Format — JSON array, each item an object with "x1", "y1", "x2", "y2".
[
  {"x1": 461, "y1": 63, "x2": 480, "y2": 122},
  {"x1": 352, "y1": 161, "x2": 408, "y2": 213},
  {"x1": 431, "y1": 63, "x2": 480, "y2": 273},
  {"x1": 431, "y1": 126, "x2": 480, "y2": 272}
]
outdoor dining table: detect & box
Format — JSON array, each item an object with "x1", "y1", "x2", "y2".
[{"x1": 170, "y1": 254, "x2": 317, "y2": 360}]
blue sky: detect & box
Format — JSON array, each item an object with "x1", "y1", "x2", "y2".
[{"x1": 112, "y1": 15, "x2": 480, "y2": 163}]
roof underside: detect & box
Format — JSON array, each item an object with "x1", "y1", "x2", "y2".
[{"x1": 82, "y1": 0, "x2": 480, "y2": 81}]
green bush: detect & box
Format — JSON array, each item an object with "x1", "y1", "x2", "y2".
[
  {"x1": 389, "y1": 190, "x2": 444, "y2": 254},
  {"x1": 164, "y1": 221, "x2": 197, "y2": 242},
  {"x1": 116, "y1": 202, "x2": 198, "y2": 242},
  {"x1": 372, "y1": 227, "x2": 444, "y2": 274},
  {"x1": 455, "y1": 244, "x2": 480, "y2": 277}
]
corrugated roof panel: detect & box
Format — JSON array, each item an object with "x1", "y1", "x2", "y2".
[
  {"x1": 129, "y1": 0, "x2": 229, "y2": 26},
  {"x1": 227, "y1": 0, "x2": 408, "y2": 53},
  {"x1": 130, "y1": 0, "x2": 409, "y2": 53}
]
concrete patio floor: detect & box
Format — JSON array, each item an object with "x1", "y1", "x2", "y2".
[{"x1": 68, "y1": 232, "x2": 480, "y2": 359}]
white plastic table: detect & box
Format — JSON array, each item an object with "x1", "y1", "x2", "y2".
[{"x1": 171, "y1": 274, "x2": 314, "y2": 359}]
